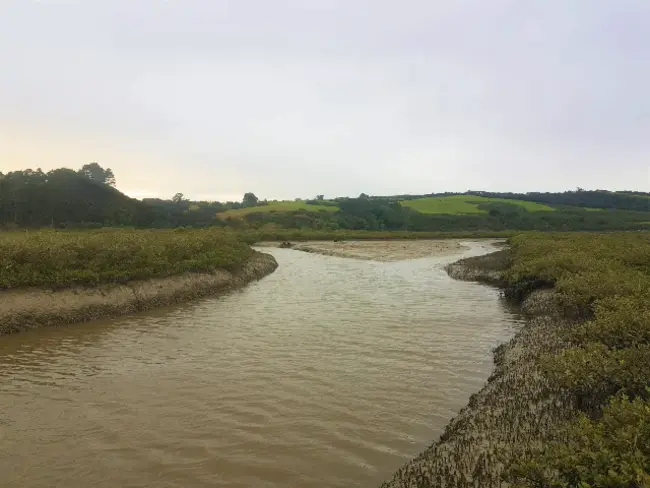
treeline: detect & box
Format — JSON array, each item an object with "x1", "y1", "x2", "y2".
[
  {"x1": 0, "y1": 165, "x2": 239, "y2": 229},
  {"x1": 0, "y1": 165, "x2": 151, "y2": 228},
  {"x1": 0, "y1": 165, "x2": 279, "y2": 229}
]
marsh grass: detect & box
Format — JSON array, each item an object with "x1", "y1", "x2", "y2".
[{"x1": 0, "y1": 228, "x2": 254, "y2": 289}]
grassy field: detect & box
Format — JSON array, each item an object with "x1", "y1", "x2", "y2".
[
  {"x1": 0, "y1": 228, "x2": 255, "y2": 289},
  {"x1": 217, "y1": 201, "x2": 339, "y2": 219},
  {"x1": 401, "y1": 195, "x2": 556, "y2": 214},
  {"x1": 501, "y1": 232, "x2": 650, "y2": 486}
]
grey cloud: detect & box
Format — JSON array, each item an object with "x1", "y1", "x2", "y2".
[{"x1": 1, "y1": 0, "x2": 649, "y2": 200}]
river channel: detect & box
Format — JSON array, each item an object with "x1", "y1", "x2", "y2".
[{"x1": 0, "y1": 241, "x2": 522, "y2": 488}]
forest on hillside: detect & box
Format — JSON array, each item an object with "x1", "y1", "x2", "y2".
[{"x1": 1, "y1": 164, "x2": 649, "y2": 232}]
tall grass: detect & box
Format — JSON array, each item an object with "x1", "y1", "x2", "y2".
[{"x1": 0, "y1": 228, "x2": 254, "y2": 289}]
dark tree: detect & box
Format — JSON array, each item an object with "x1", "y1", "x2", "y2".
[
  {"x1": 243, "y1": 192, "x2": 259, "y2": 207},
  {"x1": 78, "y1": 162, "x2": 116, "y2": 187}
]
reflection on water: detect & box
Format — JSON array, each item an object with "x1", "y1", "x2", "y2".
[{"x1": 0, "y1": 241, "x2": 522, "y2": 488}]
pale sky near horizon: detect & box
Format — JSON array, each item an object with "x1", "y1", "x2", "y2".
[{"x1": 1, "y1": 1, "x2": 649, "y2": 202}]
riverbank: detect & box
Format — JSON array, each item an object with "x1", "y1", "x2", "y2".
[
  {"x1": 0, "y1": 228, "x2": 279, "y2": 334},
  {"x1": 258, "y1": 239, "x2": 470, "y2": 261},
  {"x1": 380, "y1": 263, "x2": 572, "y2": 487},
  {"x1": 381, "y1": 232, "x2": 650, "y2": 487},
  {"x1": 444, "y1": 248, "x2": 511, "y2": 285},
  {"x1": 0, "y1": 251, "x2": 277, "y2": 335}
]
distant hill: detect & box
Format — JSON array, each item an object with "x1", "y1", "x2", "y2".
[
  {"x1": 216, "y1": 201, "x2": 338, "y2": 220},
  {"x1": 397, "y1": 190, "x2": 650, "y2": 213},
  {"x1": 2, "y1": 166, "x2": 648, "y2": 232}
]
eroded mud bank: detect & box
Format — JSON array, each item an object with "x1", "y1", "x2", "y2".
[{"x1": 0, "y1": 252, "x2": 278, "y2": 335}]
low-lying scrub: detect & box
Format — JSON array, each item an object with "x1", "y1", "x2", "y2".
[
  {"x1": 506, "y1": 393, "x2": 650, "y2": 488},
  {"x1": 570, "y1": 295, "x2": 650, "y2": 349},
  {"x1": 541, "y1": 344, "x2": 650, "y2": 411},
  {"x1": 0, "y1": 228, "x2": 255, "y2": 289},
  {"x1": 501, "y1": 232, "x2": 650, "y2": 486}
]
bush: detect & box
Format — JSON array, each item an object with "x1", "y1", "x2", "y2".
[
  {"x1": 503, "y1": 232, "x2": 650, "y2": 486},
  {"x1": 570, "y1": 296, "x2": 650, "y2": 349},
  {"x1": 505, "y1": 393, "x2": 650, "y2": 488},
  {"x1": 541, "y1": 344, "x2": 650, "y2": 409}
]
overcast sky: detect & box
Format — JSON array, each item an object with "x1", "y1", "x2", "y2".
[{"x1": 2, "y1": 1, "x2": 649, "y2": 201}]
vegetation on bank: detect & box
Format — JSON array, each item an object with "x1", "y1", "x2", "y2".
[
  {"x1": 499, "y1": 232, "x2": 650, "y2": 487},
  {"x1": 401, "y1": 195, "x2": 555, "y2": 214},
  {"x1": 0, "y1": 229, "x2": 254, "y2": 290}
]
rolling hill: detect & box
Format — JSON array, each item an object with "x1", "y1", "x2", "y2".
[
  {"x1": 216, "y1": 201, "x2": 339, "y2": 219},
  {"x1": 400, "y1": 195, "x2": 555, "y2": 214}
]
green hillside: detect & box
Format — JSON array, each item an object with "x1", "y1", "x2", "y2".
[
  {"x1": 401, "y1": 195, "x2": 556, "y2": 214},
  {"x1": 217, "y1": 201, "x2": 338, "y2": 219}
]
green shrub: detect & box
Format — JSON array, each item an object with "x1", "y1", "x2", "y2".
[
  {"x1": 502, "y1": 232, "x2": 650, "y2": 485},
  {"x1": 505, "y1": 393, "x2": 650, "y2": 488},
  {"x1": 570, "y1": 296, "x2": 650, "y2": 349},
  {"x1": 541, "y1": 344, "x2": 650, "y2": 409}
]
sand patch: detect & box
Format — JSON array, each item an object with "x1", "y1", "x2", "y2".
[{"x1": 261, "y1": 239, "x2": 467, "y2": 261}]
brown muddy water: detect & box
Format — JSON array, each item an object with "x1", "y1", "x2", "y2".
[{"x1": 0, "y1": 241, "x2": 522, "y2": 488}]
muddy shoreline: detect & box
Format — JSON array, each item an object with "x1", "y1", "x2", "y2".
[
  {"x1": 380, "y1": 251, "x2": 574, "y2": 488},
  {"x1": 0, "y1": 251, "x2": 278, "y2": 336},
  {"x1": 258, "y1": 239, "x2": 469, "y2": 261}
]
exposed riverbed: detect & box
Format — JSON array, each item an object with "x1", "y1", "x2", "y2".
[
  {"x1": 0, "y1": 240, "x2": 522, "y2": 488},
  {"x1": 258, "y1": 239, "x2": 464, "y2": 261}
]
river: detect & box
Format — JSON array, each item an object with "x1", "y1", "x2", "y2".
[{"x1": 0, "y1": 241, "x2": 522, "y2": 488}]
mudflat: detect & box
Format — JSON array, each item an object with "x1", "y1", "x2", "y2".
[{"x1": 259, "y1": 239, "x2": 467, "y2": 261}]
